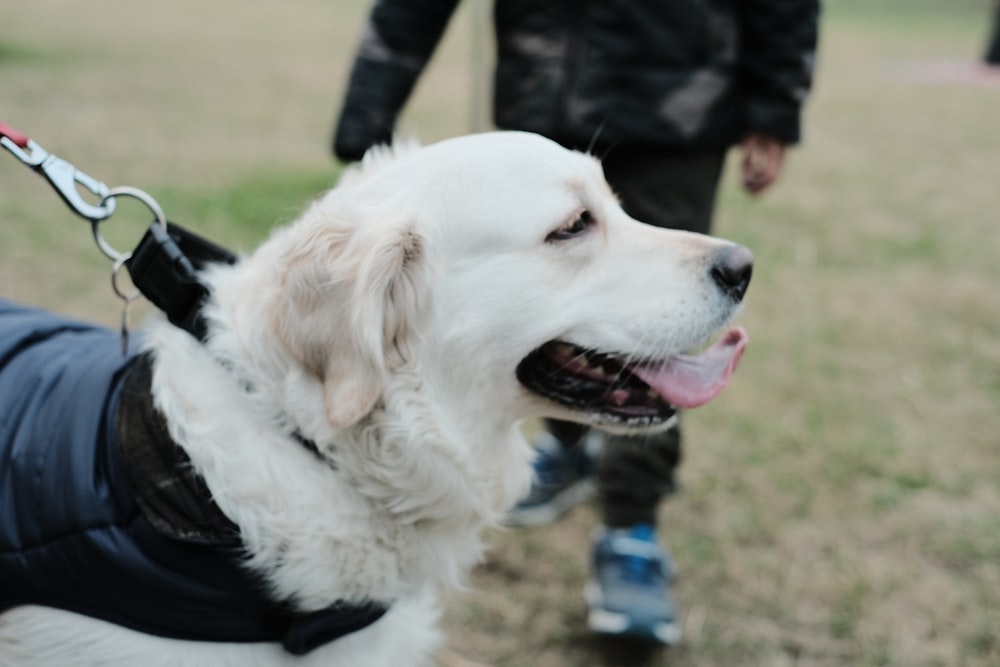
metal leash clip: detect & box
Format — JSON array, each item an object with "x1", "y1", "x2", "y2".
[
  {"x1": 2, "y1": 120, "x2": 236, "y2": 347},
  {"x1": 2, "y1": 121, "x2": 166, "y2": 353},
  {"x1": 1, "y1": 132, "x2": 117, "y2": 223}
]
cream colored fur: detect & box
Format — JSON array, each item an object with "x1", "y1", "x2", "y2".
[{"x1": 0, "y1": 131, "x2": 745, "y2": 666}]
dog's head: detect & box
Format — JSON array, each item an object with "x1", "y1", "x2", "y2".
[{"x1": 264, "y1": 131, "x2": 749, "y2": 435}]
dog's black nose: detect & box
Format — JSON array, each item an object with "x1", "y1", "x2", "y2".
[{"x1": 711, "y1": 245, "x2": 753, "y2": 301}]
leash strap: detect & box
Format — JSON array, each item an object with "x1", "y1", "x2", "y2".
[{"x1": 0, "y1": 120, "x2": 30, "y2": 149}]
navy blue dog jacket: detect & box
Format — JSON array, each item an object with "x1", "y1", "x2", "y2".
[{"x1": 0, "y1": 299, "x2": 385, "y2": 654}]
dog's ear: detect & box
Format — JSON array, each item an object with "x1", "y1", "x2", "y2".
[{"x1": 271, "y1": 213, "x2": 428, "y2": 430}]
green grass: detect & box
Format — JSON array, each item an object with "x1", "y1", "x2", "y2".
[
  {"x1": 0, "y1": 41, "x2": 49, "y2": 64},
  {"x1": 154, "y1": 167, "x2": 340, "y2": 250},
  {"x1": 2, "y1": 1, "x2": 999, "y2": 665}
]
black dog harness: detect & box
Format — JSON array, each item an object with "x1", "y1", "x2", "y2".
[{"x1": 0, "y1": 300, "x2": 386, "y2": 654}]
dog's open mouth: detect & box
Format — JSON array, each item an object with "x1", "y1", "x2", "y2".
[{"x1": 516, "y1": 327, "x2": 748, "y2": 425}]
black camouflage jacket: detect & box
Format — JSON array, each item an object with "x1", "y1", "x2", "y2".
[{"x1": 333, "y1": 0, "x2": 819, "y2": 160}]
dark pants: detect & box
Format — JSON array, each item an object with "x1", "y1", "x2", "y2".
[{"x1": 545, "y1": 144, "x2": 727, "y2": 528}]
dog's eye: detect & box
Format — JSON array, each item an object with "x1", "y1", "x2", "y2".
[{"x1": 546, "y1": 210, "x2": 595, "y2": 242}]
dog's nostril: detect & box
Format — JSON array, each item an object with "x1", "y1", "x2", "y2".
[{"x1": 711, "y1": 245, "x2": 754, "y2": 301}]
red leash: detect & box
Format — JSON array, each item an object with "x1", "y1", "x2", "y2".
[{"x1": 0, "y1": 120, "x2": 29, "y2": 149}]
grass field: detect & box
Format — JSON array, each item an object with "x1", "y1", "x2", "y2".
[{"x1": 2, "y1": 1, "x2": 999, "y2": 666}]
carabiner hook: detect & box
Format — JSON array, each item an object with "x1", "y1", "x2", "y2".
[
  {"x1": 1, "y1": 134, "x2": 116, "y2": 222},
  {"x1": 91, "y1": 186, "x2": 167, "y2": 263}
]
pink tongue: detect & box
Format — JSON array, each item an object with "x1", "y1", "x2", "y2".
[{"x1": 631, "y1": 327, "x2": 748, "y2": 409}]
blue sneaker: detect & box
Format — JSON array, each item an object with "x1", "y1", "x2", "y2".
[
  {"x1": 585, "y1": 524, "x2": 681, "y2": 645},
  {"x1": 506, "y1": 431, "x2": 601, "y2": 527}
]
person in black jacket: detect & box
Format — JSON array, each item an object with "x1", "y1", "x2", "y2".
[{"x1": 332, "y1": 0, "x2": 819, "y2": 645}]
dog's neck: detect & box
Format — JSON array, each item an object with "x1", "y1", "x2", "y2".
[
  {"x1": 145, "y1": 316, "x2": 531, "y2": 611},
  {"x1": 345, "y1": 368, "x2": 534, "y2": 521}
]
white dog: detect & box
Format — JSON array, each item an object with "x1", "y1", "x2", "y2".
[{"x1": 0, "y1": 131, "x2": 750, "y2": 666}]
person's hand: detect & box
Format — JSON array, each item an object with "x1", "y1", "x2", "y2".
[{"x1": 740, "y1": 133, "x2": 786, "y2": 196}]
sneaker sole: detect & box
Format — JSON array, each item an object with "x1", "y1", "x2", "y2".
[
  {"x1": 505, "y1": 478, "x2": 596, "y2": 527},
  {"x1": 583, "y1": 581, "x2": 682, "y2": 645}
]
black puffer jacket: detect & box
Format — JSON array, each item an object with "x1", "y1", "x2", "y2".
[{"x1": 333, "y1": 0, "x2": 819, "y2": 160}]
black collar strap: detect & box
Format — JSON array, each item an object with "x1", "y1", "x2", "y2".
[{"x1": 125, "y1": 221, "x2": 237, "y2": 342}]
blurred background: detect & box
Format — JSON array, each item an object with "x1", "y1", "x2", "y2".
[{"x1": 2, "y1": 1, "x2": 998, "y2": 665}]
